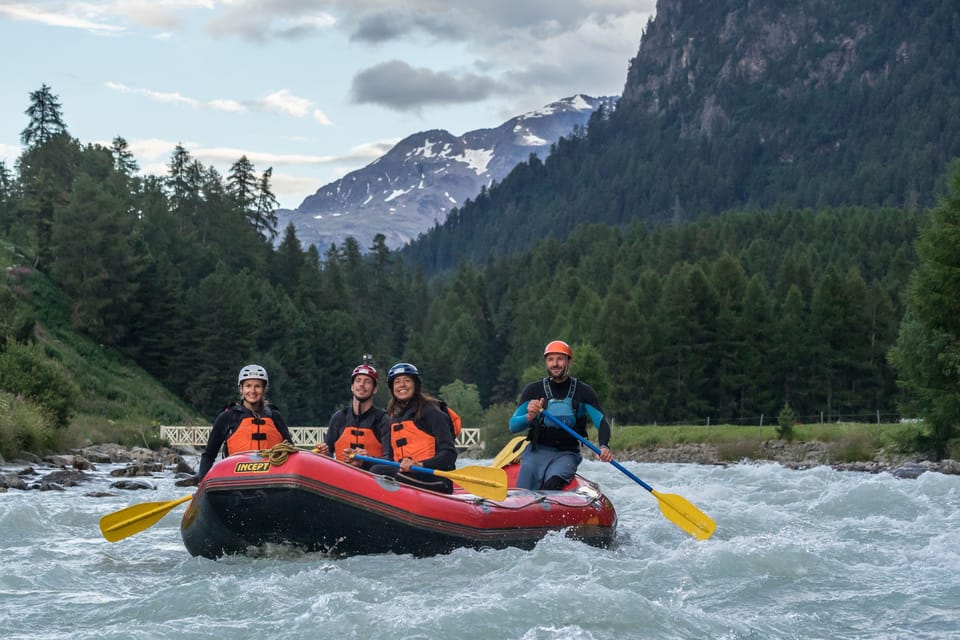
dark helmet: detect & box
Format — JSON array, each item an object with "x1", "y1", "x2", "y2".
[
  {"x1": 351, "y1": 364, "x2": 378, "y2": 383},
  {"x1": 387, "y1": 362, "x2": 420, "y2": 390}
]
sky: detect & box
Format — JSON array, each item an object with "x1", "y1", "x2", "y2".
[{"x1": 0, "y1": 1, "x2": 655, "y2": 210}]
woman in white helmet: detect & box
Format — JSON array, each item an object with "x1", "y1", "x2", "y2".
[{"x1": 195, "y1": 364, "x2": 293, "y2": 481}]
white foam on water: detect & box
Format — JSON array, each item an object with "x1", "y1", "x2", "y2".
[{"x1": 1, "y1": 459, "x2": 958, "y2": 639}]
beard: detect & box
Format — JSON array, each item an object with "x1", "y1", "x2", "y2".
[{"x1": 548, "y1": 366, "x2": 569, "y2": 381}]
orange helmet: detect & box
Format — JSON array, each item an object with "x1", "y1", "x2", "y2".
[{"x1": 543, "y1": 340, "x2": 573, "y2": 359}]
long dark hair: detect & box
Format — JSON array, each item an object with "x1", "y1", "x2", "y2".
[{"x1": 387, "y1": 389, "x2": 440, "y2": 421}]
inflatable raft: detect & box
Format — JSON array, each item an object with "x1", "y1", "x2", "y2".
[{"x1": 180, "y1": 449, "x2": 617, "y2": 558}]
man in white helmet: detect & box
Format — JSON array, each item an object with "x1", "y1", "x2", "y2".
[{"x1": 195, "y1": 364, "x2": 293, "y2": 481}]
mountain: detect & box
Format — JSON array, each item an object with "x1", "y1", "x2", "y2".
[
  {"x1": 275, "y1": 95, "x2": 617, "y2": 251},
  {"x1": 402, "y1": 0, "x2": 960, "y2": 274}
]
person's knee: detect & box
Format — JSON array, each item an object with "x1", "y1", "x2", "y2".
[
  {"x1": 397, "y1": 471, "x2": 453, "y2": 494},
  {"x1": 541, "y1": 475, "x2": 568, "y2": 491},
  {"x1": 368, "y1": 464, "x2": 396, "y2": 477}
]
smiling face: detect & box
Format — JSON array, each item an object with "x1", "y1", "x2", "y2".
[
  {"x1": 240, "y1": 379, "x2": 266, "y2": 407},
  {"x1": 352, "y1": 373, "x2": 377, "y2": 402},
  {"x1": 545, "y1": 353, "x2": 571, "y2": 381},
  {"x1": 391, "y1": 374, "x2": 415, "y2": 402}
]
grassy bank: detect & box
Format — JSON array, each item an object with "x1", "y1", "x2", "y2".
[
  {"x1": 482, "y1": 416, "x2": 930, "y2": 463},
  {"x1": 0, "y1": 250, "x2": 199, "y2": 459},
  {"x1": 609, "y1": 422, "x2": 925, "y2": 462}
]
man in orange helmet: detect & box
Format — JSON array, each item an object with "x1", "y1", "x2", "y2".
[{"x1": 508, "y1": 340, "x2": 613, "y2": 490}]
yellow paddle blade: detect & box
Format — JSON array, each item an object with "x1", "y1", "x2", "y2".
[
  {"x1": 652, "y1": 490, "x2": 716, "y2": 540},
  {"x1": 435, "y1": 465, "x2": 508, "y2": 501},
  {"x1": 491, "y1": 435, "x2": 528, "y2": 469},
  {"x1": 99, "y1": 494, "x2": 194, "y2": 542}
]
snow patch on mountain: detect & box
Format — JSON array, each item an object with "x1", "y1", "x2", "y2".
[{"x1": 457, "y1": 148, "x2": 494, "y2": 174}]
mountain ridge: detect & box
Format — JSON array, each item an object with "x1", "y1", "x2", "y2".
[{"x1": 275, "y1": 94, "x2": 616, "y2": 251}]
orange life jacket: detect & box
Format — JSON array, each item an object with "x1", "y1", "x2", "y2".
[
  {"x1": 438, "y1": 401, "x2": 462, "y2": 438},
  {"x1": 333, "y1": 425, "x2": 384, "y2": 461},
  {"x1": 390, "y1": 419, "x2": 437, "y2": 463},
  {"x1": 225, "y1": 415, "x2": 285, "y2": 454}
]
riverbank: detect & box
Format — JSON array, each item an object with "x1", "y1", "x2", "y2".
[
  {"x1": 2, "y1": 440, "x2": 958, "y2": 492},
  {"x1": 616, "y1": 439, "x2": 960, "y2": 477}
]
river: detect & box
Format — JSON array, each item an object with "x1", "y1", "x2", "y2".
[{"x1": 1, "y1": 456, "x2": 958, "y2": 639}]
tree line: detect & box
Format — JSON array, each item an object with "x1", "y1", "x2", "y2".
[{"x1": 1, "y1": 85, "x2": 957, "y2": 458}]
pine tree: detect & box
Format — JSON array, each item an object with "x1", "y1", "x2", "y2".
[
  {"x1": 890, "y1": 160, "x2": 960, "y2": 458},
  {"x1": 272, "y1": 223, "x2": 305, "y2": 297},
  {"x1": 110, "y1": 136, "x2": 139, "y2": 176},
  {"x1": 50, "y1": 146, "x2": 143, "y2": 345},
  {"x1": 254, "y1": 167, "x2": 279, "y2": 240},
  {"x1": 21, "y1": 84, "x2": 67, "y2": 148}
]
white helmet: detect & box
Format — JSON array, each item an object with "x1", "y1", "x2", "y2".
[{"x1": 238, "y1": 364, "x2": 269, "y2": 389}]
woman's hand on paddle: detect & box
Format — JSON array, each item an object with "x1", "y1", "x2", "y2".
[
  {"x1": 313, "y1": 442, "x2": 329, "y2": 455},
  {"x1": 347, "y1": 448, "x2": 368, "y2": 466}
]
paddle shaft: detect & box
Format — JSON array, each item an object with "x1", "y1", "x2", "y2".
[
  {"x1": 350, "y1": 453, "x2": 507, "y2": 500},
  {"x1": 539, "y1": 409, "x2": 654, "y2": 492},
  {"x1": 350, "y1": 454, "x2": 487, "y2": 484},
  {"x1": 540, "y1": 408, "x2": 716, "y2": 540}
]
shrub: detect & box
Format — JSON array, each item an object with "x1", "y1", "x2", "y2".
[
  {"x1": 831, "y1": 428, "x2": 876, "y2": 463},
  {"x1": 0, "y1": 392, "x2": 54, "y2": 459},
  {"x1": 716, "y1": 439, "x2": 762, "y2": 462},
  {"x1": 439, "y1": 379, "x2": 483, "y2": 428},
  {"x1": 0, "y1": 341, "x2": 80, "y2": 428},
  {"x1": 480, "y1": 402, "x2": 520, "y2": 457},
  {"x1": 776, "y1": 402, "x2": 796, "y2": 441}
]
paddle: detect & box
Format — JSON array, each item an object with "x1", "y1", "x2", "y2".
[
  {"x1": 540, "y1": 408, "x2": 716, "y2": 540},
  {"x1": 99, "y1": 494, "x2": 194, "y2": 543},
  {"x1": 491, "y1": 435, "x2": 529, "y2": 469},
  {"x1": 350, "y1": 454, "x2": 508, "y2": 501}
]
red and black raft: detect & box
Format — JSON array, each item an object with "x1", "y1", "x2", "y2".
[{"x1": 180, "y1": 450, "x2": 617, "y2": 558}]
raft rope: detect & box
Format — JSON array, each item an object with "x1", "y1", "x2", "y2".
[{"x1": 258, "y1": 440, "x2": 299, "y2": 466}]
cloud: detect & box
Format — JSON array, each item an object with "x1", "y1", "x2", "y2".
[
  {"x1": 127, "y1": 137, "x2": 394, "y2": 170},
  {"x1": 35, "y1": 2, "x2": 651, "y2": 118},
  {"x1": 205, "y1": 6, "x2": 337, "y2": 41},
  {"x1": 260, "y1": 89, "x2": 313, "y2": 118},
  {"x1": 349, "y1": 9, "x2": 467, "y2": 44},
  {"x1": 0, "y1": 2, "x2": 124, "y2": 34},
  {"x1": 351, "y1": 60, "x2": 503, "y2": 111},
  {"x1": 335, "y1": 2, "x2": 653, "y2": 113},
  {"x1": 106, "y1": 81, "x2": 216, "y2": 109},
  {"x1": 106, "y1": 82, "x2": 332, "y2": 123}
]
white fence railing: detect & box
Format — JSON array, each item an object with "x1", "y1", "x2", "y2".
[{"x1": 160, "y1": 425, "x2": 482, "y2": 451}]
